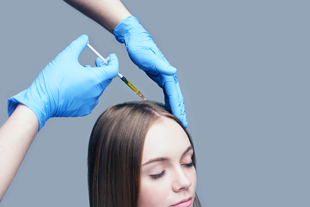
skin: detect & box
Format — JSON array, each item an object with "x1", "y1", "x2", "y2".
[
  {"x1": 139, "y1": 117, "x2": 197, "y2": 207},
  {"x1": 0, "y1": 104, "x2": 38, "y2": 201},
  {"x1": 64, "y1": 0, "x2": 131, "y2": 33}
]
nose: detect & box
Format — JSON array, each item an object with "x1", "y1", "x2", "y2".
[{"x1": 172, "y1": 168, "x2": 192, "y2": 192}]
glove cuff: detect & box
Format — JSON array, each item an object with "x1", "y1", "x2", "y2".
[
  {"x1": 114, "y1": 16, "x2": 143, "y2": 44},
  {"x1": 8, "y1": 90, "x2": 49, "y2": 131}
]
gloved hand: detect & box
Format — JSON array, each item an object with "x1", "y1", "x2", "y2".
[
  {"x1": 114, "y1": 16, "x2": 188, "y2": 128},
  {"x1": 8, "y1": 35, "x2": 119, "y2": 131}
]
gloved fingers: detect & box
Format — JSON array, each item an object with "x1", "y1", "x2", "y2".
[
  {"x1": 150, "y1": 45, "x2": 177, "y2": 75},
  {"x1": 66, "y1": 34, "x2": 89, "y2": 60},
  {"x1": 95, "y1": 53, "x2": 119, "y2": 80},
  {"x1": 173, "y1": 77, "x2": 187, "y2": 128},
  {"x1": 154, "y1": 59, "x2": 177, "y2": 75},
  {"x1": 95, "y1": 57, "x2": 108, "y2": 67},
  {"x1": 164, "y1": 76, "x2": 188, "y2": 128},
  {"x1": 164, "y1": 78, "x2": 179, "y2": 114},
  {"x1": 128, "y1": 46, "x2": 176, "y2": 76}
]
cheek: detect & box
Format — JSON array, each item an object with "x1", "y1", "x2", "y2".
[{"x1": 138, "y1": 177, "x2": 170, "y2": 207}]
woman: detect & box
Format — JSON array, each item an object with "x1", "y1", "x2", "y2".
[
  {"x1": 0, "y1": 0, "x2": 191, "y2": 204},
  {"x1": 0, "y1": 34, "x2": 194, "y2": 205},
  {"x1": 0, "y1": 36, "x2": 200, "y2": 205},
  {"x1": 88, "y1": 101, "x2": 201, "y2": 206}
]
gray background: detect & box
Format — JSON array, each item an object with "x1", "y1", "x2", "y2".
[{"x1": 1, "y1": 0, "x2": 309, "y2": 206}]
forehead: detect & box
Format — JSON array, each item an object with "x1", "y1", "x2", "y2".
[{"x1": 142, "y1": 117, "x2": 191, "y2": 162}]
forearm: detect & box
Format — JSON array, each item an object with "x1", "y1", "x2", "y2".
[
  {"x1": 0, "y1": 104, "x2": 38, "y2": 201},
  {"x1": 64, "y1": 0, "x2": 131, "y2": 33}
]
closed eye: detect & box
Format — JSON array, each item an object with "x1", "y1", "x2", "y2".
[
  {"x1": 150, "y1": 170, "x2": 165, "y2": 179},
  {"x1": 183, "y1": 162, "x2": 194, "y2": 168}
]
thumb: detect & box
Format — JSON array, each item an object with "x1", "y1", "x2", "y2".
[
  {"x1": 66, "y1": 34, "x2": 89, "y2": 59},
  {"x1": 154, "y1": 59, "x2": 177, "y2": 75},
  {"x1": 98, "y1": 53, "x2": 119, "y2": 80},
  {"x1": 95, "y1": 57, "x2": 107, "y2": 67}
]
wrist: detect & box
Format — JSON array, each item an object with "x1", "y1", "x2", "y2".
[{"x1": 8, "y1": 90, "x2": 50, "y2": 131}]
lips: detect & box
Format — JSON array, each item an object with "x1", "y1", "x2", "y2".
[{"x1": 171, "y1": 197, "x2": 193, "y2": 207}]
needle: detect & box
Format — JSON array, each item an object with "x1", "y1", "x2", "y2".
[{"x1": 87, "y1": 43, "x2": 146, "y2": 100}]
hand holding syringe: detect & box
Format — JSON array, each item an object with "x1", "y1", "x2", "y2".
[{"x1": 87, "y1": 43, "x2": 145, "y2": 100}]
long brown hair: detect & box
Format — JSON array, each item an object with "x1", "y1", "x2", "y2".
[{"x1": 88, "y1": 101, "x2": 201, "y2": 207}]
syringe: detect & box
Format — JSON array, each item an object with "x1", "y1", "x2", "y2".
[{"x1": 87, "y1": 43, "x2": 146, "y2": 100}]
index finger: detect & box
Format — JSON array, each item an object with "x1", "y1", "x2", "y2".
[{"x1": 164, "y1": 75, "x2": 188, "y2": 128}]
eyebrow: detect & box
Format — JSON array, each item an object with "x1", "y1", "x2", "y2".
[{"x1": 142, "y1": 146, "x2": 193, "y2": 166}]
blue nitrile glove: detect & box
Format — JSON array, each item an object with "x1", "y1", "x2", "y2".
[
  {"x1": 114, "y1": 16, "x2": 188, "y2": 128},
  {"x1": 8, "y1": 35, "x2": 119, "y2": 131}
]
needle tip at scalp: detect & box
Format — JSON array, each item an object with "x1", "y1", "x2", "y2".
[{"x1": 137, "y1": 91, "x2": 146, "y2": 100}]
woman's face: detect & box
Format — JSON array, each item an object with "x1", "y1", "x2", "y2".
[{"x1": 139, "y1": 117, "x2": 197, "y2": 207}]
